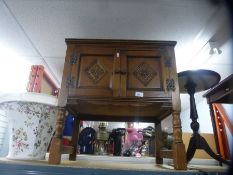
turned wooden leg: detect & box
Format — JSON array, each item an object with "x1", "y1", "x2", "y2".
[
  {"x1": 69, "y1": 117, "x2": 80, "y2": 160},
  {"x1": 155, "y1": 122, "x2": 163, "y2": 164},
  {"x1": 172, "y1": 111, "x2": 187, "y2": 170},
  {"x1": 48, "y1": 107, "x2": 66, "y2": 164}
]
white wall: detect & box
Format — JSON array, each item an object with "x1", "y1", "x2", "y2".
[
  {"x1": 0, "y1": 109, "x2": 9, "y2": 157},
  {"x1": 180, "y1": 97, "x2": 214, "y2": 134}
]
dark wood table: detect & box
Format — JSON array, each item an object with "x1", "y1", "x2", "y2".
[
  {"x1": 203, "y1": 74, "x2": 233, "y2": 103},
  {"x1": 178, "y1": 69, "x2": 229, "y2": 164},
  {"x1": 203, "y1": 74, "x2": 233, "y2": 165}
]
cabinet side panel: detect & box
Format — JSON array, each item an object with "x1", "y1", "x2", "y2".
[{"x1": 58, "y1": 44, "x2": 76, "y2": 106}]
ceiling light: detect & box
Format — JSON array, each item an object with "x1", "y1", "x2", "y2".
[{"x1": 209, "y1": 41, "x2": 222, "y2": 55}]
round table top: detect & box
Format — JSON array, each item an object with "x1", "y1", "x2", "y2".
[{"x1": 178, "y1": 69, "x2": 221, "y2": 93}]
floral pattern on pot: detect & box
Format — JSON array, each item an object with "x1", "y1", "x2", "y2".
[
  {"x1": 12, "y1": 128, "x2": 29, "y2": 154},
  {"x1": 0, "y1": 101, "x2": 58, "y2": 160}
]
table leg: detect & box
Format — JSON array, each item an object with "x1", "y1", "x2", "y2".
[
  {"x1": 69, "y1": 117, "x2": 80, "y2": 160},
  {"x1": 155, "y1": 122, "x2": 163, "y2": 164},
  {"x1": 48, "y1": 107, "x2": 66, "y2": 164},
  {"x1": 186, "y1": 134, "x2": 197, "y2": 162},
  {"x1": 186, "y1": 84, "x2": 229, "y2": 165},
  {"x1": 172, "y1": 111, "x2": 187, "y2": 170}
]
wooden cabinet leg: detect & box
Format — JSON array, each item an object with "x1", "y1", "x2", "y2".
[
  {"x1": 48, "y1": 107, "x2": 66, "y2": 164},
  {"x1": 155, "y1": 122, "x2": 163, "y2": 164},
  {"x1": 172, "y1": 111, "x2": 187, "y2": 170},
  {"x1": 69, "y1": 118, "x2": 80, "y2": 160}
]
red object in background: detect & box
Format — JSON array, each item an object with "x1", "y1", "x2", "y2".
[
  {"x1": 27, "y1": 65, "x2": 43, "y2": 92},
  {"x1": 106, "y1": 143, "x2": 114, "y2": 155},
  {"x1": 27, "y1": 65, "x2": 59, "y2": 96},
  {"x1": 213, "y1": 104, "x2": 231, "y2": 160},
  {"x1": 124, "y1": 128, "x2": 143, "y2": 149},
  {"x1": 63, "y1": 138, "x2": 71, "y2": 146}
]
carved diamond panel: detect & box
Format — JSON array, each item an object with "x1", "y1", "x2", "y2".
[
  {"x1": 133, "y1": 62, "x2": 157, "y2": 86},
  {"x1": 85, "y1": 59, "x2": 106, "y2": 84}
]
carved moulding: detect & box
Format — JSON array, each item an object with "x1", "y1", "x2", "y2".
[
  {"x1": 69, "y1": 54, "x2": 78, "y2": 65},
  {"x1": 66, "y1": 76, "x2": 75, "y2": 88},
  {"x1": 133, "y1": 62, "x2": 157, "y2": 87},
  {"x1": 85, "y1": 59, "x2": 106, "y2": 84},
  {"x1": 166, "y1": 78, "x2": 175, "y2": 91}
]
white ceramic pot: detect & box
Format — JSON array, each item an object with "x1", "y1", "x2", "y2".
[{"x1": 0, "y1": 93, "x2": 58, "y2": 160}]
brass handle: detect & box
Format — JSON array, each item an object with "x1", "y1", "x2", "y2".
[
  {"x1": 114, "y1": 70, "x2": 121, "y2": 74},
  {"x1": 121, "y1": 70, "x2": 127, "y2": 75},
  {"x1": 113, "y1": 70, "x2": 127, "y2": 75}
]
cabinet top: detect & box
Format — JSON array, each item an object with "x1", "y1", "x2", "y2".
[{"x1": 65, "y1": 38, "x2": 177, "y2": 46}]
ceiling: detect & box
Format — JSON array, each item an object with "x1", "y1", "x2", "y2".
[{"x1": 0, "y1": 0, "x2": 232, "y2": 109}]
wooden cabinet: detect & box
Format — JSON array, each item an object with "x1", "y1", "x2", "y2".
[
  {"x1": 63, "y1": 39, "x2": 175, "y2": 99},
  {"x1": 59, "y1": 39, "x2": 178, "y2": 120},
  {"x1": 58, "y1": 39, "x2": 180, "y2": 120},
  {"x1": 49, "y1": 39, "x2": 187, "y2": 170}
]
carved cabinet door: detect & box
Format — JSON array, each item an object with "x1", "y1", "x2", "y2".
[
  {"x1": 67, "y1": 46, "x2": 120, "y2": 97},
  {"x1": 65, "y1": 42, "x2": 173, "y2": 99},
  {"x1": 120, "y1": 50, "x2": 168, "y2": 98}
]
